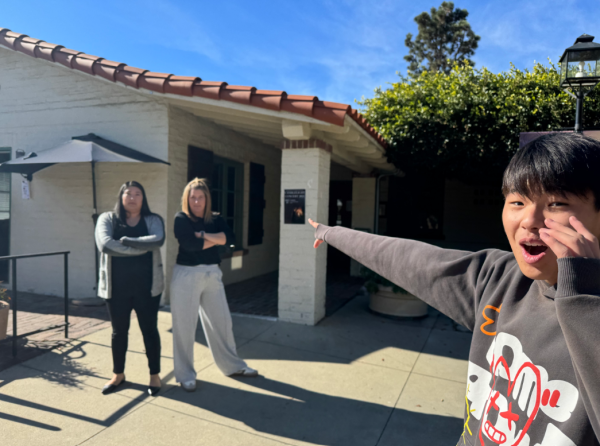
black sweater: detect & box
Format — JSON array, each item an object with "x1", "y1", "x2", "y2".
[{"x1": 174, "y1": 212, "x2": 234, "y2": 266}]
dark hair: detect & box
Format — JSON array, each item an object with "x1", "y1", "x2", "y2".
[
  {"x1": 113, "y1": 181, "x2": 153, "y2": 222},
  {"x1": 502, "y1": 133, "x2": 600, "y2": 210}
]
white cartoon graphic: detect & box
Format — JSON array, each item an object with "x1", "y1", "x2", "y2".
[{"x1": 465, "y1": 333, "x2": 578, "y2": 446}]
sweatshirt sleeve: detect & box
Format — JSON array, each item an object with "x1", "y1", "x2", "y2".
[
  {"x1": 120, "y1": 215, "x2": 165, "y2": 250},
  {"x1": 316, "y1": 224, "x2": 513, "y2": 331},
  {"x1": 216, "y1": 216, "x2": 235, "y2": 249},
  {"x1": 174, "y1": 214, "x2": 204, "y2": 252},
  {"x1": 95, "y1": 212, "x2": 147, "y2": 257},
  {"x1": 554, "y1": 257, "x2": 600, "y2": 440}
]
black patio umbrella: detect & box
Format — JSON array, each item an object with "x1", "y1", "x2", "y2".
[{"x1": 0, "y1": 133, "x2": 170, "y2": 292}]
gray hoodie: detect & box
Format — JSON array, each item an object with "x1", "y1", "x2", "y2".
[
  {"x1": 95, "y1": 212, "x2": 165, "y2": 299},
  {"x1": 316, "y1": 224, "x2": 600, "y2": 446}
]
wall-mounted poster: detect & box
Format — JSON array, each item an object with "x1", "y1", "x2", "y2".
[{"x1": 284, "y1": 189, "x2": 305, "y2": 224}]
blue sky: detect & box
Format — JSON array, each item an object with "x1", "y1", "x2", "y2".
[{"x1": 2, "y1": 0, "x2": 600, "y2": 107}]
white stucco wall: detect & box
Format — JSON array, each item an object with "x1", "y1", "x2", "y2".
[
  {"x1": 278, "y1": 148, "x2": 330, "y2": 325},
  {"x1": 0, "y1": 48, "x2": 169, "y2": 298},
  {"x1": 166, "y1": 106, "x2": 281, "y2": 289}
]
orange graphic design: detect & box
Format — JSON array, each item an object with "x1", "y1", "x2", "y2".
[{"x1": 480, "y1": 304, "x2": 502, "y2": 336}]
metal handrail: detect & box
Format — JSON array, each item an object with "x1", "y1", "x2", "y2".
[{"x1": 0, "y1": 251, "x2": 70, "y2": 357}]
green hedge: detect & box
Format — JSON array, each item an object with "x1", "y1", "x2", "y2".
[{"x1": 359, "y1": 62, "x2": 600, "y2": 182}]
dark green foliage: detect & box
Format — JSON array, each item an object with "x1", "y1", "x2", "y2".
[
  {"x1": 358, "y1": 62, "x2": 600, "y2": 183},
  {"x1": 405, "y1": 2, "x2": 480, "y2": 75},
  {"x1": 361, "y1": 267, "x2": 408, "y2": 294}
]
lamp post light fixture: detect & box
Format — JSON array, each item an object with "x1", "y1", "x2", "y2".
[{"x1": 559, "y1": 34, "x2": 600, "y2": 133}]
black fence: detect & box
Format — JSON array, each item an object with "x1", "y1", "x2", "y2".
[{"x1": 0, "y1": 251, "x2": 70, "y2": 357}]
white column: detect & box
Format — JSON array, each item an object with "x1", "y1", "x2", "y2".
[
  {"x1": 350, "y1": 177, "x2": 376, "y2": 276},
  {"x1": 278, "y1": 140, "x2": 331, "y2": 325}
]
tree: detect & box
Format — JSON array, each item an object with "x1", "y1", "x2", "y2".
[
  {"x1": 358, "y1": 62, "x2": 600, "y2": 182},
  {"x1": 404, "y1": 2, "x2": 480, "y2": 75}
]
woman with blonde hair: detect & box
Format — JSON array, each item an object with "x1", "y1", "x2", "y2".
[{"x1": 170, "y1": 178, "x2": 257, "y2": 392}]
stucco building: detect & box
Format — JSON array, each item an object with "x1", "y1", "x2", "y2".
[{"x1": 0, "y1": 27, "x2": 391, "y2": 325}]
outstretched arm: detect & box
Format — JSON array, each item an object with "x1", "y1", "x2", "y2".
[{"x1": 308, "y1": 219, "x2": 513, "y2": 331}]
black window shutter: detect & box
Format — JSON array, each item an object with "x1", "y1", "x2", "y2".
[
  {"x1": 248, "y1": 162, "x2": 265, "y2": 246},
  {"x1": 188, "y1": 146, "x2": 214, "y2": 183}
]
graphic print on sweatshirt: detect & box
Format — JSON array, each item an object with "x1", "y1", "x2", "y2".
[{"x1": 465, "y1": 333, "x2": 579, "y2": 446}]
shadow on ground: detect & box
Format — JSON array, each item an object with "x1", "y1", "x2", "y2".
[
  {"x1": 177, "y1": 295, "x2": 472, "y2": 365},
  {"x1": 159, "y1": 376, "x2": 463, "y2": 446},
  {"x1": 1, "y1": 293, "x2": 470, "y2": 446},
  {"x1": 0, "y1": 341, "x2": 151, "y2": 432}
]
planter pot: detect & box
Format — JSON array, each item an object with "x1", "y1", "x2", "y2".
[
  {"x1": 0, "y1": 301, "x2": 9, "y2": 341},
  {"x1": 369, "y1": 286, "x2": 428, "y2": 317}
]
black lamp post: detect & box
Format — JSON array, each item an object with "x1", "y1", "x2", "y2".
[{"x1": 559, "y1": 34, "x2": 600, "y2": 132}]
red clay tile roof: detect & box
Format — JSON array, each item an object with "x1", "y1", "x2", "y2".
[{"x1": 0, "y1": 28, "x2": 387, "y2": 148}]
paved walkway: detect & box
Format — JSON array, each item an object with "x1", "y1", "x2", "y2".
[
  {"x1": 225, "y1": 271, "x2": 365, "y2": 317},
  {"x1": 0, "y1": 292, "x2": 111, "y2": 372},
  {"x1": 0, "y1": 294, "x2": 472, "y2": 446},
  {"x1": 2, "y1": 272, "x2": 364, "y2": 372}
]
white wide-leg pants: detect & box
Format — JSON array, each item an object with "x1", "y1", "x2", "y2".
[{"x1": 170, "y1": 264, "x2": 246, "y2": 382}]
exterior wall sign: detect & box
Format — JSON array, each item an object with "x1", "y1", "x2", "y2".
[
  {"x1": 284, "y1": 189, "x2": 305, "y2": 224},
  {"x1": 21, "y1": 179, "x2": 30, "y2": 200}
]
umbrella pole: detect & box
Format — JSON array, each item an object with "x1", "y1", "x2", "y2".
[{"x1": 91, "y1": 161, "x2": 99, "y2": 285}]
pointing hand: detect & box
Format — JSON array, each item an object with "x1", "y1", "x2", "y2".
[{"x1": 308, "y1": 218, "x2": 324, "y2": 249}]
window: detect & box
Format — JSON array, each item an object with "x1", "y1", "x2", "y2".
[
  {"x1": 385, "y1": 175, "x2": 445, "y2": 240},
  {"x1": 248, "y1": 163, "x2": 265, "y2": 246},
  {"x1": 0, "y1": 149, "x2": 11, "y2": 282},
  {"x1": 188, "y1": 145, "x2": 213, "y2": 182},
  {"x1": 212, "y1": 156, "x2": 244, "y2": 250}
]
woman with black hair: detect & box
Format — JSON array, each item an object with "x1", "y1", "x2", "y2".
[{"x1": 95, "y1": 181, "x2": 165, "y2": 396}]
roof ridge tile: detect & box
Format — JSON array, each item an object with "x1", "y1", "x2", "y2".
[{"x1": 0, "y1": 27, "x2": 387, "y2": 148}]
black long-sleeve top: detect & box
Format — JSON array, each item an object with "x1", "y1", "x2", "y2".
[{"x1": 174, "y1": 212, "x2": 235, "y2": 266}]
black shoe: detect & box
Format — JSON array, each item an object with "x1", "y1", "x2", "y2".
[
  {"x1": 102, "y1": 378, "x2": 126, "y2": 395},
  {"x1": 148, "y1": 385, "x2": 161, "y2": 396}
]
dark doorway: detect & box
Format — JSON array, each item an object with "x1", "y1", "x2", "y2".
[
  {"x1": 327, "y1": 181, "x2": 352, "y2": 273},
  {"x1": 385, "y1": 174, "x2": 446, "y2": 241},
  {"x1": 0, "y1": 149, "x2": 11, "y2": 282}
]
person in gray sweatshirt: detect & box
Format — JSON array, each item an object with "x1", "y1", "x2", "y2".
[{"x1": 310, "y1": 133, "x2": 600, "y2": 445}]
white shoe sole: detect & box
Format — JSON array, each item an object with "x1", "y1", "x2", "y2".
[
  {"x1": 230, "y1": 369, "x2": 258, "y2": 377},
  {"x1": 180, "y1": 383, "x2": 197, "y2": 392}
]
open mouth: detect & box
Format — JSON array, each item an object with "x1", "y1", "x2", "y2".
[
  {"x1": 484, "y1": 421, "x2": 507, "y2": 444},
  {"x1": 520, "y1": 241, "x2": 548, "y2": 264}
]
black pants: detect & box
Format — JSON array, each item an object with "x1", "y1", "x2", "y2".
[{"x1": 106, "y1": 291, "x2": 162, "y2": 375}]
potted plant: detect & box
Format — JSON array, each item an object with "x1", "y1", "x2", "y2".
[
  {"x1": 361, "y1": 268, "x2": 428, "y2": 317},
  {"x1": 0, "y1": 283, "x2": 10, "y2": 341}
]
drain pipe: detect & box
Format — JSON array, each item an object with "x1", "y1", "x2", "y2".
[{"x1": 374, "y1": 169, "x2": 403, "y2": 235}]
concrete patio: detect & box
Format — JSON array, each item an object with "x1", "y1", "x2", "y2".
[{"x1": 0, "y1": 293, "x2": 472, "y2": 446}]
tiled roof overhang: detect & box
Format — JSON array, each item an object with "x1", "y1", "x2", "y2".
[{"x1": 0, "y1": 28, "x2": 387, "y2": 149}]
